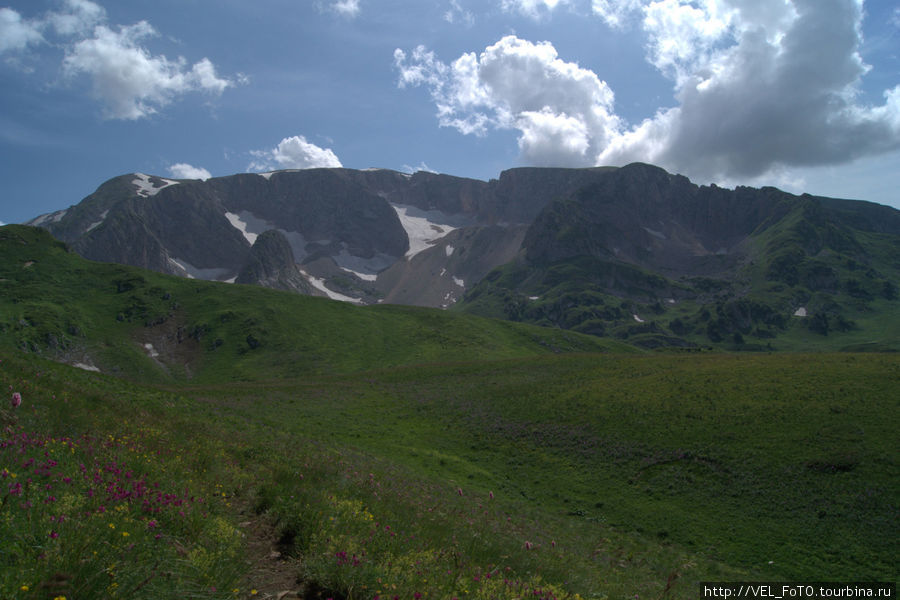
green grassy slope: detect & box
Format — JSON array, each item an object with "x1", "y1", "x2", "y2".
[
  {"x1": 0, "y1": 225, "x2": 630, "y2": 383},
  {"x1": 2, "y1": 350, "x2": 896, "y2": 599},
  {"x1": 2, "y1": 224, "x2": 897, "y2": 599}
]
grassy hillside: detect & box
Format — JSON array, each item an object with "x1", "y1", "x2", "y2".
[
  {"x1": 0, "y1": 225, "x2": 628, "y2": 383},
  {"x1": 1, "y1": 350, "x2": 896, "y2": 599}
]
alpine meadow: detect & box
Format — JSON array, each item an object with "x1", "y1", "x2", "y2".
[{"x1": 2, "y1": 0, "x2": 900, "y2": 598}]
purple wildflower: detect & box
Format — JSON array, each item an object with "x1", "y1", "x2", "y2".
[{"x1": 11, "y1": 392, "x2": 21, "y2": 409}]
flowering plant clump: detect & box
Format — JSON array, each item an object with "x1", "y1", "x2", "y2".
[
  {"x1": 276, "y1": 451, "x2": 586, "y2": 600},
  {"x1": 2, "y1": 389, "x2": 22, "y2": 425},
  {"x1": 0, "y1": 426, "x2": 243, "y2": 598}
]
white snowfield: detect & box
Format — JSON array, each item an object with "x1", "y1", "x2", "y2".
[
  {"x1": 333, "y1": 247, "x2": 394, "y2": 280},
  {"x1": 224, "y1": 210, "x2": 308, "y2": 260},
  {"x1": 28, "y1": 209, "x2": 68, "y2": 227},
  {"x1": 168, "y1": 257, "x2": 233, "y2": 281},
  {"x1": 391, "y1": 203, "x2": 469, "y2": 259},
  {"x1": 300, "y1": 270, "x2": 364, "y2": 304},
  {"x1": 225, "y1": 212, "x2": 260, "y2": 245},
  {"x1": 85, "y1": 210, "x2": 109, "y2": 233},
  {"x1": 340, "y1": 267, "x2": 378, "y2": 282},
  {"x1": 133, "y1": 173, "x2": 179, "y2": 198}
]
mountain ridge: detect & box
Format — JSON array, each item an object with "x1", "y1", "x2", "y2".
[{"x1": 25, "y1": 163, "x2": 900, "y2": 349}]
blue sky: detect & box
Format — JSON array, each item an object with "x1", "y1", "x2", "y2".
[{"x1": 1, "y1": 0, "x2": 898, "y2": 225}]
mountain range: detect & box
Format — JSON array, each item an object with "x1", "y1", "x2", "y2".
[{"x1": 26, "y1": 162, "x2": 900, "y2": 350}]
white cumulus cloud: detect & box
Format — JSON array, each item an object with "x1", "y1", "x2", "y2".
[
  {"x1": 397, "y1": 0, "x2": 900, "y2": 184},
  {"x1": 332, "y1": 0, "x2": 361, "y2": 17},
  {"x1": 0, "y1": 8, "x2": 44, "y2": 54},
  {"x1": 394, "y1": 35, "x2": 621, "y2": 166},
  {"x1": 62, "y1": 21, "x2": 234, "y2": 120},
  {"x1": 598, "y1": 0, "x2": 900, "y2": 181},
  {"x1": 401, "y1": 161, "x2": 437, "y2": 174},
  {"x1": 168, "y1": 163, "x2": 212, "y2": 180},
  {"x1": 501, "y1": 0, "x2": 570, "y2": 19},
  {"x1": 592, "y1": 0, "x2": 644, "y2": 28},
  {"x1": 48, "y1": 0, "x2": 106, "y2": 36},
  {"x1": 1, "y1": 1, "x2": 108, "y2": 55},
  {"x1": 445, "y1": 0, "x2": 475, "y2": 26},
  {"x1": 3, "y1": 1, "x2": 235, "y2": 119},
  {"x1": 249, "y1": 135, "x2": 343, "y2": 171}
]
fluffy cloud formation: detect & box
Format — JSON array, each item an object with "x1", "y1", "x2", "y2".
[
  {"x1": 397, "y1": 0, "x2": 900, "y2": 183},
  {"x1": 444, "y1": 0, "x2": 475, "y2": 26},
  {"x1": 394, "y1": 36, "x2": 621, "y2": 166},
  {"x1": 598, "y1": 0, "x2": 900, "y2": 180},
  {"x1": 169, "y1": 163, "x2": 212, "y2": 180},
  {"x1": 501, "y1": 0, "x2": 569, "y2": 18},
  {"x1": 401, "y1": 161, "x2": 437, "y2": 174},
  {"x1": 0, "y1": 7, "x2": 45, "y2": 53},
  {"x1": 48, "y1": 0, "x2": 106, "y2": 36},
  {"x1": 591, "y1": 0, "x2": 644, "y2": 27},
  {"x1": 2, "y1": 1, "x2": 234, "y2": 119},
  {"x1": 0, "y1": 0, "x2": 108, "y2": 54},
  {"x1": 331, "y1": 0, "x2": 361, "y2": 17},
  {"x1": 249, "y1": 136, "x2": 343, "y2": 171},
  {"x1": 62, "y1": 21, "x2": 233, "y2": 120}
]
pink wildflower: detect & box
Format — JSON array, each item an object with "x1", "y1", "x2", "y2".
[
  {"x1": 11, "y1": 392, "x2": 21, "y2": 409},
  {"x1": 457, "y1": 487, "x2": 463, "y2": 496},
  {"x1": 489, "y1": 491, "x2": 494, "y2": 500},
  {"x1": 524, "y1": 541, "x2": 534, "y2": 550}
]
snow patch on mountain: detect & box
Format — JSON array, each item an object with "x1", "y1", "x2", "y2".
[
  {"x1": 391, "y1": 203, "x2": 471, "y2": 259},
  {"x1": 133, "y1": 173, "x2": 179, "y2": 198},
  {"x1": 333, "y1": 246, "x2": 394, "y2": 279},
  {"x1": 340, "y1": 267, "x2": 378, "y2": 282},
  {"x1": 85, "y1": 210, "x2": 109, "y2": 233},
  {"x1": 225, "y1": 212, "x2": 260, "y2": 245},
  {"x1": 445, "y1": 245, "x2": 455, "y2": 257},
  {"x1": 453, "y1": 276, "x2": 465, "y2": 288},
  {"x1": 300, "y1": 270, "x2": 364, "y2": 304},
  {"x1": 168, "y1": 258, "x2": 233, "y2": 281},
  {"x1": 644, "y1": 227, "x2": 666, "y2": 240},
  {"x1": 28, "y1": 209, "x2": 68, "y2": 227},
  {"x1": 224, "y1": 210, "x2": 311, "y2": 260}
]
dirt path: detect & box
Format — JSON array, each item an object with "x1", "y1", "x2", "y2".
[{"x1": 236, "y1": 503, "x2": 305, "y2": 600}]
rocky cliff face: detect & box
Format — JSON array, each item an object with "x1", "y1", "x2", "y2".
[
  {"x1": 28, "y1": 166, "x2": 615, "y2": 307},
  {"x1": 459, "y1": 164, "x2": 900, "y2": 349},
  {"x1": 236, "y1": 229, "x2": 313, "y2": 294},
  {"x1": 522, "y1": 163, "x2": 795, "y2": 277}
]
